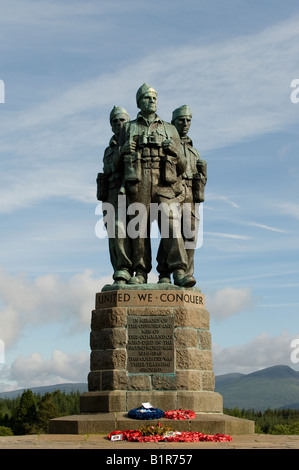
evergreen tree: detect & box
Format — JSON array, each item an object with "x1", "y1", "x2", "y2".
[
  {"x1": 37, "y1": 392, "x2": 60, "y2": 433},
  {"x1": 12, "y1": 389, "x2": 37, "y2": 435}
]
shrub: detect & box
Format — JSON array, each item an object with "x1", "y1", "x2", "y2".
[{"x1": 0, "y1": 426, "x2": 14, "y2": 436}]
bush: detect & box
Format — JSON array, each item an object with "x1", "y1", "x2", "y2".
[
  {"x1": 0, "y1": 426, "x2": 14, "y2": 436},
  {"x1": 270, "y1": 422, "x2": 299, "y2": 435}
]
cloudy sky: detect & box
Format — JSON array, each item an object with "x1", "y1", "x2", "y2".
[{"x1": 0, "y1": 0, "x2": 299, "y2": 391}]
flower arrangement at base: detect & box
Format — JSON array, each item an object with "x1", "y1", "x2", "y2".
[
  {"x1": 108, "y1": 422, "x2": 232, "y2": 443},
  {"x1": 163, "y1": 409, "x2": 196, "y2": 420}
]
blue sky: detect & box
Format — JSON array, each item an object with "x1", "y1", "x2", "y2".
[{"x1": 0, "y1": 0, "x2": 299, "y2": 390}]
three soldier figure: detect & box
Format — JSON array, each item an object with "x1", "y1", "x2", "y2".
[{"x1": 97, "y1": 84, "x2": 207, "y2": 288}]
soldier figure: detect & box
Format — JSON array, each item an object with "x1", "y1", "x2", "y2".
[
  {"x1": 97, "y1": 106, "x2": 133, "y2": 284},
  {"x1": 157, "y1": 105, "x2": 207, "y2": 282},
  {"x1": 119, "y1": 84, "x2": 195, "y2": 287}
]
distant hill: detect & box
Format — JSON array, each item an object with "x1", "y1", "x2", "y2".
[
  {"x1": 0, "y1": 383, "x2": 88, "y2": 399},
  {"x1": 214, "y1": 372, "x2": 244, "y2": 388},
  {"x1": 215, "y1": 365, "x2": 299, "y2": 411},
  {"x1": 1, "y1": 365, "x2": 299, "y2": 411}
]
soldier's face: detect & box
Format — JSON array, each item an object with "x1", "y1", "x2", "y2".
[
  {"x1": 138, "y1": 92, "x2": 157, "y2": 115},
  {"x1": 175, "y1": 116, "x2": 191, "y2": 137},
  {"x1": 111, "y1": 115, "x2": 128, "y2": 135}
]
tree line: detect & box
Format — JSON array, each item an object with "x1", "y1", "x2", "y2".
[
  {"x1": 1, "y1": 390, "x2": 299, "y2": 435},
  {"x1": 225, "y1": 407, "x2": 299, "y2": 434},
  {"x1": 0, "y1": 389, "x2": 80, "y2": 435}
]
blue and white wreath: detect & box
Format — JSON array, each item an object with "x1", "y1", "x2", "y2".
[{"x1": 128, "y1": 406, "x2": 165, "y2": 420}]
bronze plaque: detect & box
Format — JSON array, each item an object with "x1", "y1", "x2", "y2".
[{"x1": 127, "y1": 315, "x2": 174, "y2": 373}]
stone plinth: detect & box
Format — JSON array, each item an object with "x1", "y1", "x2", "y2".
[
  {"x1": 49, "y1": 412, "x2": 255, "y2": 435},
  {"x1": 81, "y1": 287, "x2": 222, "y2": 413},
  {"x1": 49, "y1": 286, "x2": 255, "y2": 434}
]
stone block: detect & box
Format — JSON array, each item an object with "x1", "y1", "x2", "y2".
[
  {"x1": 101, "y1": 370, "x2": 127, "y2": 390},
  {"x1": 90, "y1": 349, "x2": 126, "y2": 370},
  {"x1": 175, "y1": 370, "x2": 202, "y2": 390},
  {"x1": 91, "y1": 307, "x2": 127, "y2": 329},
  {"x1": 177, "y1": 391, "x2": 223, "y2": 412},
  {"x1": 201, "y1": 371, "x2": 215, "y2": 391},
  {"x1": 198, "y1": 330, "x2": 212, "y2": 349},
  {"x1": 151, "y1": 374, "x2": 176, "y2": 390},
  {"x1": 87, "y1": 371, "x2": 101, "y2": 391},
  {"x1": 127, "y1": 374, "x2": 151, "y2": 391},
  {"x1": 176, "y1": 349, "x2": 213, "y2": 371},
  {"x1": 127, "y1": 391, "x2": 177, "y2": 411},
  {"x1": 90, "y1": 328, "x2": 127, "y2": 350},
  {"x1": 80, "y1": 391, "x2": 126, "y2": 413},
  {"x1": 174, "y1": 327, "x2": 198, "y2": 348},
  {"x1": 174, "y1": 307, "x2": 210, "y2": 329}
]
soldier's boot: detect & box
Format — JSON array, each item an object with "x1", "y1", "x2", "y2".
[
  {"x1": 158, "y1": 273, "x2": 171, "y2": 284},
  {"x1": 113, "y1": 269, "x2": 132, "y2": 285},
  {"x1": 173, "y1": 269, "x2": 196, "y2": 288},
  {"x1": 128, "y1": 270, "x2": 147, "y2": 285}
]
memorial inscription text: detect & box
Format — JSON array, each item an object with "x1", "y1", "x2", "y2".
[{"x1": 127, "y1": 315, "x2": 174, "y2": 374}]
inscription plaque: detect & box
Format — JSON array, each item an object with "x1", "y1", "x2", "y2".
[
  {"x1": 96, "y1": 289, "x2": 204, "y2": 308},
  {"x1": 127, "y1": 315, "x2": 174, "y2": 373}
]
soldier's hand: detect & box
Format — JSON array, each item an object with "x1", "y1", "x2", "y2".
[
  {"x1": 162, "y1": 138, "x2": 177, "y2": 157},
  {"x1": 121, "y1": 140, "x2": 136, "y2": 154}
]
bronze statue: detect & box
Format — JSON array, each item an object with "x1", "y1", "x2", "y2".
[
  {"x1": 157, "y1": 105, "x2": 207, "y2": 281},
  {"x1": 97, "y1": 106, "x2": 133, "y2": 284},
  {"x1": 97, "y1": 87, "x2": 207, "y2": 289}
]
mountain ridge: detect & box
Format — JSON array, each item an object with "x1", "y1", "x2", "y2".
[
  {"x1": 1, "y1": 365, "x2": 299, "y2": 411},
  {"x1": 215, "y1": 365, "x2": 299, "y2": 410}
]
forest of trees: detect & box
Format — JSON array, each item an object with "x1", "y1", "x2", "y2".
[
  {"x1": 0, "y1": 389, "x2": 80, "y2": 436},
  {"x1": 224, "y1": 407, "x2": 299, "y2": 435},
  {"x1": 0, "y1": 389, "x2": 299, "y2": 436}
]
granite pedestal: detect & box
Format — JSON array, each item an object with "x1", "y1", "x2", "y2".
[{"x1": 49, "y1": 286, "x2": 254, "y2": 435}]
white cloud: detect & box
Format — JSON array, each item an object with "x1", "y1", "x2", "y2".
[
  {"x1": 276, "y1": 202, "x2": 299, "y2": 221},
  {"x1": 206, "y1": 287, "x2": 255, "y2": 320},
  {"x1": 213, "y1": 330, "x2": 299, "y2": 375},
  {"x1": 4, "y1": 350, "x2": 89, "y2": 389},
  {"x1": 206, "y1": 194, "x2": 240, "y2": 209},
  {"x1": 205, "y1": 232, "x2": 252, "y2": 240},
  {"x1": 0, "y1": 268, "x2": 110, "y2": 347},
  {"x1": 246, "y1": 222, "x2": 287, "y2": 233}
]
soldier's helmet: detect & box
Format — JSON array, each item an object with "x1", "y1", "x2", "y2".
[
  {"x1": 109, "y1": 106, "x2": 130, "y2": 123},
  {"x1": 171, "y1": 105, "x2": 192, "y2": 123},
  {"x1": 136, "y1": 83, "x2": 157, "y2": 106}
]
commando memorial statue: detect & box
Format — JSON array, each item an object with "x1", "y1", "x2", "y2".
[
  {"x1": 97, "y1": 84, "x2": 207, "y2": 289},
  {"x1": 49, "y1": 84, "x2": 255, "y2": 436}
]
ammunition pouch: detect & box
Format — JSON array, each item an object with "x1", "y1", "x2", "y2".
[
  {"x1": 162, "y1": 155, "x2": 177, "y2": 184},
  {"x1": 192, "y1": 173, "x2": 205, "y2": 203},
  {"x1": 124, "y1": 152, "x2": 141, "y2": 183},
  {"x1": 96, "y1": 172, "x2": 109, "y2": 201}
]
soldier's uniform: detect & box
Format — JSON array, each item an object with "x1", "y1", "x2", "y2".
[
  {"x1": 97, "y1": 106, "x2": 133, "y2": 283},
  {"x1": 119, "y1": 86, "x2": 190, "y2": 285},
  {"x1": 157, "y1": 105, "x2": 207, "y2": 280},
  {"x1": 177, "y1": 133, "x2": 207, "y2": 277}
]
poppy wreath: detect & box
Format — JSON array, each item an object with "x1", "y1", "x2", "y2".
[
  {"x1": 108, "y1": 430, "x2": 232, "y2": 443},
  {"x1": 163, "y1": 409, "x2": 196, "y2": 420},
  {"x1": 128, "y1": 406, "x2": 165, "y2": 420}
]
